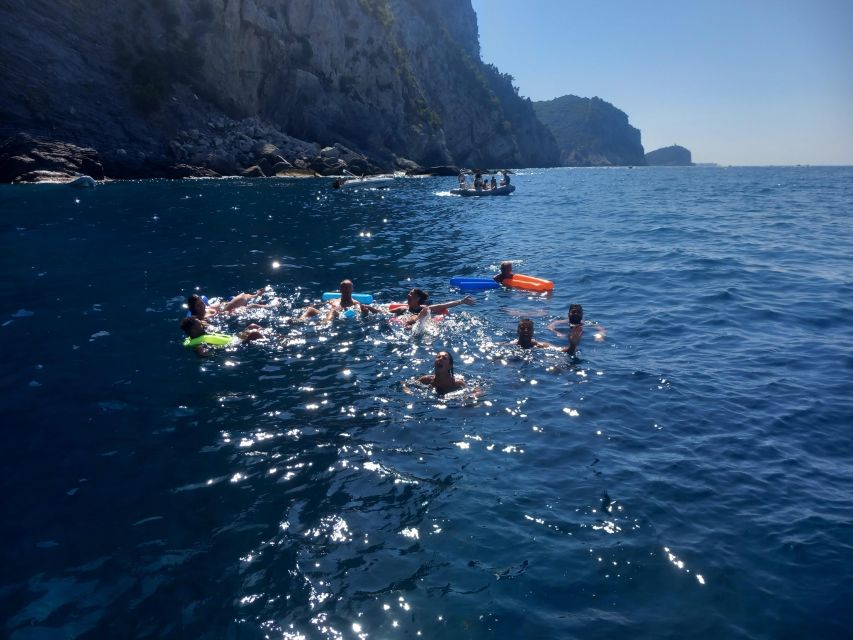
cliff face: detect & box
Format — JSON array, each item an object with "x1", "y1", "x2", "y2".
[
  {"x1": 532, "y1": 95, "x2": 645, "y2": 166},
  {"x1": 0, "y1": 0, "x2": 558, "y2": 177},
  {"x1": 645, "y1": 145, "x2": 693, "y2": 166}
]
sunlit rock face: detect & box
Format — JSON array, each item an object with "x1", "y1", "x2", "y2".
[{"x1": 0, "y1": 0, "x2": 558, "y2": 178}]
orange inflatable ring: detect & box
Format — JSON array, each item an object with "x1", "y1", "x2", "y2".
[{"x1": 503, "y1": 274, "x2": 554, "y2": 292}]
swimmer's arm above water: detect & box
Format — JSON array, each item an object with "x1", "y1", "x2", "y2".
[
  {"x1": 547, "y1": 318, "x2": 568, "y2": 337},
  {"x1": 561, "y1": 325, "x2": 584, "y2": 355},
  {"x1": 401, "y1": 375, "x2": 432, "y2": 394},
  {"x1": 429, "y1": 295, "x2": 475, "y2": 314}
]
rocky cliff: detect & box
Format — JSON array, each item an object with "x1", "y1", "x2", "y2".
[
  {"x1": 532, "y1": 95, "x2": 645, "y2": 166},
  {"x1": 0, "y1": 0, "x2": 559, "y2": 180},
  {"x1": 645, "y1": 145, "x2": 693, "y2": 166}
]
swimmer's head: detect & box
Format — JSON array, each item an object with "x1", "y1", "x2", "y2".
[
  {"x1": 568, "y1": 304, "x2": 583, "y2": 325},
  {"x1": 408, "y1": 288, "x2": 429, "y2": 306},
  {"x1": 517, "y1": 317, "x2": 534, "y2": 338},
  {"x1": 434, "y1": 350, "x2": 454, "y2": 376},
  {"x1": 180, "y1": 316, "x2": 205, "y2": 338},
  {"x1": 339, "y1": 279, "x2": 354, "y2": 295},
  {"x1": 500, "y1": 261, "x2": 513, "y2": 275},
  {"x1": 187, "y1": 294, "x2": 206, "y2": 318}
]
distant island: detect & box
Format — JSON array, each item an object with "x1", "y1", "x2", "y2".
[
  {"x1": 533, "y1": 96, "x2": 646, "y2": 167},
  {"x1": 645, "y1": 145, "x2": 693, "y2": 166}
]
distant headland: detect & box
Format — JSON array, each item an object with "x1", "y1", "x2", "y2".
[
  {"x1": 532, "y1": 95, "x2": 645, "y2": 167},
  {"x1": 645, "y1": 145, "x2": 694, "y2": 166}
]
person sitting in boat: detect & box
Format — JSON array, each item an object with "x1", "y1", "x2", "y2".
[
  {"x1": 416, "y1": 350, "x2": 467, "y2": 394},
  {"x1": 500, "y1": 170, "x2": 510, "y2": 187},
  {"x1": 180, "y1": 316, "x2": 264, "y2": 357},
  {"x1": 490, "y1": 175, "x2": 498, "y2": 189},
  {"x1": 392, "y1": 288, "x2": 476, "y2": 324},
  {"x1": 458, "y1": 174, "x2": 467, "y2": 188},
  {"x1": 301, "y1": 279, "x2": 379, "y2": 321},
  {"x1": 474, "y1": 172, "x2": 483, "y2": 189},
  {"x1": 187, "y1": 288, "x2": 269, "y2": 319},
  {"x1": 512, "y1": 318, "x2": 553, "y2": 349},
  {"x1": 493, "y1": 261, "x2": 514, "y2": 283}
]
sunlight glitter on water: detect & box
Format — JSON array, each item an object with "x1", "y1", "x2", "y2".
[{"x1": 5, "y1": 168, "x2": 853, "y2": 639}]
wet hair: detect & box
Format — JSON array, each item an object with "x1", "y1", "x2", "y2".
[
  {"x1": 187, "y1": 294, "x2": 205, "y2": 316},
  {"x1": 180, "y1": 316, "x2": 203, "y2": 337},
  {"x1": 411, "y1": 288, "x2": 429, "y2": 305},
  {"x1": 340, "y1": 279, "x2": 353, "y2": 289},
  {"x1": 568, "y1": 304, "x2": 584, "y2": 324},
  {"x1": 518, "y1": 317, "x2": 534, "y2": 331},
  {"x1": 500, "y1": 261, "x2": 513, "y2": 274}
]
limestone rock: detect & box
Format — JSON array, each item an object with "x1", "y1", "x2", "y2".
[
  {"x1": 0, "y1": 0, "x2": 561, "y2": 177},
  {"x1": 240, "y1": 165, "x2": 266, "y2": 178},
  {"x1": 0, "y1": 133, "x2": 104, "y2": 183},
  {"x1": 164, "y1": 164, "x2": 221, "y2": 179},
  {"x1": 13, "y1": 170, "x2": 73, "y2": 184}
]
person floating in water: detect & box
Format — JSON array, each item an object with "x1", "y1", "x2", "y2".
[
  {"x1": 493, "y1": 261, "x2": 514, "y2": 283},
  {"x1": 512, "y1": 317, "x2": 553, "y2": 349},
  {"x1": 187, "y1": 288, "x2": 268, "y2": 319},
  {"x1": 416, "y1": 350, "x2": 467, "y2": 394},
  {"x1": 301, "y1": 279, "x2": 379, "y2": 321},
  {"x1": 391, "y1": 288, "x2": 476, "y2": 327},
  {"x1": 393, "y1": 288, "x2": 476, "y2": 315},
  {"x1": 180, "y1": 316, "x2": 264, "y2": 357},
  {"x1": 548, "y1": 304, "x2": 605, "y2": 355}
]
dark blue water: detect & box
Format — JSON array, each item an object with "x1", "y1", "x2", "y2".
[{"x1": 2, "y1": 167, "x2": 852, "y2": 639}]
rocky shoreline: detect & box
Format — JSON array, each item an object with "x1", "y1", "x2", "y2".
[{"x1": 0, "y1": 125, "x2": 462, "y2": 185}]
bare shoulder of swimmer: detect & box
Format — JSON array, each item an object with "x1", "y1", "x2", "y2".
[{"x1": 451, "y1": 375, "x2": 466, "y2": 388}]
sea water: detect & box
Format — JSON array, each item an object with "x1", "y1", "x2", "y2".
[{"x1": 1, "y1": 167, "x2": 852, "y2": 639}]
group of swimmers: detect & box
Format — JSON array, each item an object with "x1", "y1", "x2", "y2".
[{"x1": 180, "y1": 264, "x2": 599, "y2": 393}]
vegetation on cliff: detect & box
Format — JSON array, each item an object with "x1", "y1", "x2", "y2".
[
  {"x1": 533, "y1": 95, "x2": 646, "y2": 166},
  {"x1": 645, "y1": 145, "x2": 693, "y2": 166}
]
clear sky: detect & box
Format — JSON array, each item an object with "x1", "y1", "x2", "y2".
[{"x1": 472, "y1": 0, "x2": 853, "y2": 165}]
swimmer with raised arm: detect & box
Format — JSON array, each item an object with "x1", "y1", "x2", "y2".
[
  {"x1": 187, "y1": 288, "x2": 269, "y2": 319},
  {"x1": 548, "y1": 304, "x2": 605, "y2": 356},
  {"x1": 392, "y1": 288, "x2": 476, "y2": 326}
]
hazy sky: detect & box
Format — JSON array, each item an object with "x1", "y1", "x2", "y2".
[{"x1": 472, "y1": 0, "x2": 853, "y2": 165}]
